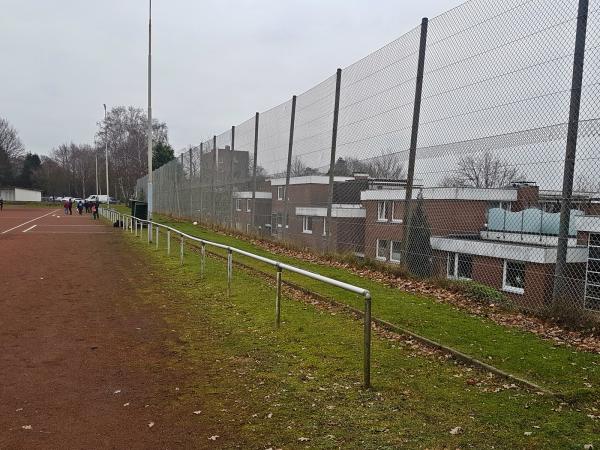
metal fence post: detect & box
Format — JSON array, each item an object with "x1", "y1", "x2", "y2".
[
  {"x1": 229, "y1": 125, "x2": 236, "y2": 229},
  {"x1": 402, "y1": 17, "x2": 429, "y2": 262},
  {"x1": 189, "y1": 146, "x2": 193, "y2": 220},
  {"x1": 227, "y1": 248, "x2": 233, "y2": 298},
  {"x1": 364, "y1": 292, "x2": 372, "y2": 389},
  {"x1": 326, "y1": 69, "x2": 342, "y2": 253},
  {"x1": 553, "y1": 0, "x2": 589, "y2": 304},
  {"x1": 156, "y1": 226, "x2": 159, "y2": 249},
  {"x1": 148, "y1": 222, "x2": 152, "y2": 244},
  {"x1": 282, "y1": 96, "x2": 297, "y2": 240},
  {"x1": 135, "y1": 219, "x2": 138, "y2": 236},
  {"x1": 275, "y1": 266, "x2": 282, "y2": 327},
  {"x1": 199, "y1": 142, "x2": 204, "y2": 218},
  {"x1": 251, "y1": 112, "x2": 260, "y2": 230},
  {"x1": 180, "y1": 235, "x2": 184, "y2": 265},
  {"x1": 167, "y1": 229, "x2": 171, "y2": 255},
  {"x1": 212, "y1": 135, "x2": 217, "y2": 221}
]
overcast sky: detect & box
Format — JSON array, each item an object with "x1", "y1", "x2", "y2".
[{"x1": 0, "y1": 0, "x2": 465, "y2": 156}]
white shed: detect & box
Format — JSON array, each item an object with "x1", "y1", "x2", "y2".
[{"x1": 0, "y1": 187, "x2": 42, "y2": 202}]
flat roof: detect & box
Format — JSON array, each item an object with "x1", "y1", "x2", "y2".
[
  {"x1": 269, "y1": 176, "x2": 353, "y2": 186},
  {"x1": 361, "y1": 187, "x2": 518, "y2": 202}
]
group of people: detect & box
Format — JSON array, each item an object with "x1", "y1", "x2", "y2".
[{"x1": 63, "y1": 198, "x2": 100, "y2": 219}]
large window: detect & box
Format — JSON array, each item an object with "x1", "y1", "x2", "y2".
[
  {"x1": 246, "y1": 199, "x2": 252, "y2": 212},
  {"x1": 235, "y1": 199, "x2": 242, "y2": 211},
  {"x1": 391, "y1": 202, "x2": 402, "y2": 223},
  {"x1": 277, "y1": 186, "x2": 285, "y2": 201},
  {"x1": 376, "y1": 239, "x2": 389, "y2": 260},
  {"x1": 503, "y1": 260, "x2": 525, "y2": 294},
  {"x1": 447, "y1": 253, "x2": 473, "y2": 279},
  {"x1": 302, "y1": 216, "x2": 313, "y2": 234},
  {"x1": 390, "y1": 241, "x2": 402, "y2": 263},
  {"x1": 322, "y1": 218, "x2": 327, "y2": 236},
  {"x1": 377, "y1": 201, "x2": 388, "y2": 222}
]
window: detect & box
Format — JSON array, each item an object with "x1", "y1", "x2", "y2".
[
  {"x1": 277, "y1": 213, "x2": 283, "y2": 228},
  {"x1": 322, "y1": 218, "x2": 327, "y2": 236},
  {"x1": 235, "y1": 199, "x2": 242, "y2": 211},
  {"x1": 376, "y1": 239, "x2": 389, "y2": 261},
  {"x1": 447, "y1": 253, "x2": 472, "y2": 279},
  {"x1": 277, "y1": 186, "x2": 285, "y2": 201},
  {"x1": 302, "y1": 216, "x2": 313, "y2": 234},
  {"x1": 390, "y1": 241, "x2": 402, "y2": 263},
  {"x1": 246, "y1": 199, "x2": 251, "y2": 212},
  {"x1": 503, "y1": 260, "x2": 525, "y2": 294},
  {"x1": 377, "y1": 201, "x2": 388, "y2": 221},
  {"x1": 391, "y1": 202, "x2": 402, "y2": 223}
]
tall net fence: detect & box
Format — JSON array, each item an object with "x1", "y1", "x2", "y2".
[{"x1": 137, "y1": 0, "x2": 600, "y2": 319}]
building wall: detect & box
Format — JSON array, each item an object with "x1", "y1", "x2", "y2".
[
  {"x1": 233, "y1": 198, "x2": 271, "y2": 236},
  {"x1": 433, "y1": 250, "x2": 587, "y2": 310},
  {"x1": 364, "y1": 199, "x2": 491, "y2": 259},
  {"x1": 0, "y1": 188, "x2": 41, "y2": 202}
]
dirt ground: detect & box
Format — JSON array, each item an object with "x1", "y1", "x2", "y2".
[{"x1": 0, "y1": 207, "x2": 214, "y2": 449}]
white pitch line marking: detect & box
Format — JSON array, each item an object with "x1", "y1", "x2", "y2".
[
  {"x1": 22, "y1": 225, "x2": 37, "y2": 233},
  {"x1": 1, "y1": 210, "x2": 59, "y2": 234}
]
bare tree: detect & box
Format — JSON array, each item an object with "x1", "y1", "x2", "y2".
[
  {"x1": 290, "y1": 156, "x2": 320, "y2": 177},
  {"x1": 0, "y1": 117, "x2": 25, "y2": 160},
  {"x1": 334, "y1": 150, "x2": 406, "y2": 179},
  {"x1": 441, "y1": 151, "x2": 524, "y2": 188},
  {"x1": 575, "y1": 174, "x2": 599, "y2": 193},
  {"x1": 95, "y1": 106, "x2": 169, "y2": 199}
]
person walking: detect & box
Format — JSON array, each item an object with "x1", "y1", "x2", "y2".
[
  {"x1": 92, "y1": 200, "x2": 100, "y2": 220},
  {"x1": 68, "y1": 198, "x2": 73, "y2": 215},
  {"x1": 0, "y1": 197, "x2": 3, "y2": 211},
  {"x1": 77, "y1": 200, "x2": 84, "y2": 215},
  {"x1": 63, "y1": 200, "x2": 69, "y2": 215}
]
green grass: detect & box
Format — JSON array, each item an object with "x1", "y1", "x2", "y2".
[
  {"x1": 120, "y1": 219, "x2": 600, "y2": 449},
  {"x1": 112, "y1": 208, "x2": 600, "y2": 400}
]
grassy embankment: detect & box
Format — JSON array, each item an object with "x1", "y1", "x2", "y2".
[{"x1": 114, "y1": 214, "x2": 599, "y2": 448}]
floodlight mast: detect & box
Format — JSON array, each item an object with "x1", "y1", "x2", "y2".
[{"x1": 147, "y1": 0, "x2": 153, "y2": 220}]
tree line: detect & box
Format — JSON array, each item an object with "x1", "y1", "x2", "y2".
[{"x1": 0, "y1": 106, "x2": 175, "y2": 200}]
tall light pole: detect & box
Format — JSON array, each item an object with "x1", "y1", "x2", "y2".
[
  {"x1": 95, "y1": 154, "x2": 99, "y2": 196},
  {"x1": 104, "y1": 104, "x2": 110, "y2": 207},
  {"x1": 147, "y1": 0, "x2": 153, "y2": 220}
]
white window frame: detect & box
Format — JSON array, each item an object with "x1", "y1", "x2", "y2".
[
  {"x1": 391, "y1": 202, "x2": 402, "y2": 223},
  {"x1": 235, "y1": 198, "x2": 242, "y2": 211},
  {"x1": 322, "y1": 217, "x2": 327, "y2": 236},
  {"x1": 277, "y1": 186, "x2": 284, "y2": 201},
  {"x1": 502, "y1": 260, "x2": 525, "y2": 295},
  {"x1": 377, "y1": 201, "x2": 388, "y2": 222},
  {"x1": 246, "y1": 199, "x2": 251, "y2": 212},
  {"x1": 302, "y1": 216, "x2": 313, "y2": 234},
  {"x1": 390, "y1": 240, "x2": 402, "y2": 263},
  {"x1": 447, "y1": 253, "x2": 472, "y2": 280},
  {"x1": 376, "y1": 239, "x2": 388, "y2": 261}
]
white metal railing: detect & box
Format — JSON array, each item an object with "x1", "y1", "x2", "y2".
[{"x1": 101, "y1": 207, "x2": 373, "y2": 388}]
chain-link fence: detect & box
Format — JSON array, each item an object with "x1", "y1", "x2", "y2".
[{"x1": 136, "y1": 0, "x2": 600, "y2": 320}]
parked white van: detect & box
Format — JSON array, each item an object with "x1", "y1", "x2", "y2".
[{"x1": 85, "y1": 195, "x2": 110, "y2": 203}]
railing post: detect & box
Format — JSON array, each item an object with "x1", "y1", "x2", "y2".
[
  {"x1": 147, "y1": 222, "x2": 151, "y2": 244},
  {"x1": 227, "y1": 249, "x2": 233, "y2": 298},
  {"x1": 201, "y1": 243, "x2": 206, "y2": 278},
  {"x1": 326, "y1": 69, "x2": 342, "y2": 252},
  {"x1": 156, "y1": 226, "x2": 159, "y2": 249},
  {"x1": 553, "y1": 0, "x2": 589, "y2": 304},
  {"x1": 134, "y1": 219, "x2": 138, "y2": 236},
  {"x1": 364, "y1": 293, "x2": 372, "y2": 389},
  {"x1": 180, "y1": 235, "x2": 184, "y2": 265},
  {"x1": 167, "y1": 229, "x2": 171, "y2": 255},
  {"x1": 275, "y1": 266, "x2": 282, "y2": 327},
  {"x1": 402, "y1": 17, "x2": 429, "y2": 262}
]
